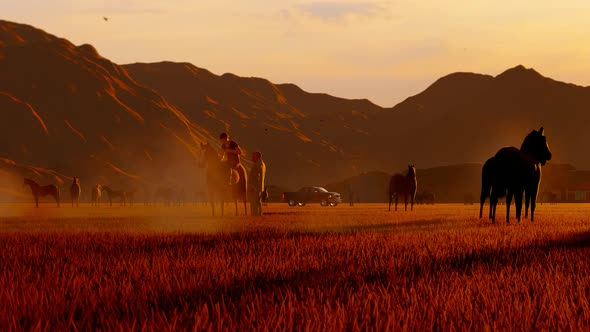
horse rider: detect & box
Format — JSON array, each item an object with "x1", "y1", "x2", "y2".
[{"x1": 219, "y1": 132, "x2": 243, "y2": 183}]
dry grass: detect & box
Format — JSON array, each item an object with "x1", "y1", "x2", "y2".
[{"x1": 1, "y1": 203, "x2": 590, "y2": 330}]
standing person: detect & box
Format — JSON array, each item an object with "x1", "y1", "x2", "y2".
[{"x1": 248, "y1": 151, "x2": 266, "y2": 216}]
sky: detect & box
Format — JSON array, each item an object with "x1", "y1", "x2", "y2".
[{"x1": 4, "y1": 0, "x2": 590, "y2": 107}]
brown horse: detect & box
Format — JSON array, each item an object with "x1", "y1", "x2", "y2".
[
  {"x1": 388, "y1": 165, "x2": 417, "y2": 211},
  {"x1": 200, "y1": 142, "x2": 247, "y2": 216},
  {"x1": 70, "y1": 177, "x2": 81, "y2": 207},
  {"x1": 102, "y1": 186, "x2": 127, "y2": 206},
  {"x1": 24, "y1": 178, "x2": 60, "y2": 207}
]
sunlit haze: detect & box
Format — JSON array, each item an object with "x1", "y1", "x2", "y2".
[{"x1": 5, "y1": 0, "x2": 590, "y2": 106}]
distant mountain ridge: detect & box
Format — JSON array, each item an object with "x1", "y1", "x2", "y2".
[
  {"x1": 0, "y1": 20, "x2": 210, "y2": 194},
  {"x1": 2, "y1": 19, "x2": 590, "y2": 199}
]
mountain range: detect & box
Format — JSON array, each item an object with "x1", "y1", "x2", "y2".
[{"x1": 1, "y1": 19, "x2": 589, "y2": 201}]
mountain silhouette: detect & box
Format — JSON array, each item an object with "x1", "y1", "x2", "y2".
[
  {"x1": 2, "y1": 19, "x2": 590, "y2": 198},
  {"x1": 0, "y1": 20, "x2": 209, "y2": 194},
  {"x1": 124, "y1": 61, "x2": 385, "y2": 187}
]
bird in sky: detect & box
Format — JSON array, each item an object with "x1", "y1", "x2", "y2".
[{"x1": 103, "y1": 17, "x2": 109, "y2": 22}]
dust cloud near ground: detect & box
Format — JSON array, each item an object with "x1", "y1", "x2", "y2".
[{"x1": 1, "y1": 202, "x2": 586, "y2": 234}]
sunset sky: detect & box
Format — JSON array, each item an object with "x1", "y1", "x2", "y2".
[{"x1": 5, "y1": 0, "x2": 590, "y2": 106}]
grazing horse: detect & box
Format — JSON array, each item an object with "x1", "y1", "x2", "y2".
[
  {"x1": 480, "y1": 127, "x2": 552, "y2": 223},
  {"x1": 70, "y1": 177, "x2": 81, "y2": 207},
  {"x1": 388, "y1": 165, "x2": 417, "y2": 212},
  {"x1": 102, "y1": 186, "x2": 127, "y2": 206},
  {"x1": 200, "y1": 142, "x2": 248, "y2": 216},
  {"x1": 91, "y1": 184, "x2": 102, "y2": 207},
  {"x1": 23, "y1": 178, "x2": 60, "y2": 207}
]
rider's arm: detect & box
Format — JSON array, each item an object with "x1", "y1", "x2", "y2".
[{"x1": 223, "y1": 144, "x2": 242, "y2": 155}]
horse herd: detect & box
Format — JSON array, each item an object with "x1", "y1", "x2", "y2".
[
  {"x1": 20, "y1": 142, "x2": 251, "y2": 216},
  {"x1": 22, "y1": 177, "x2": 142, "y2": 208},
  {"x1": 18, "y1": 127, "x2": 552, "y2": 223},
  {"x1": 387, "y1": 126, "x2": 552, "y2": 223}
]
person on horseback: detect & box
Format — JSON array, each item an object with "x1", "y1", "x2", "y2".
[{"x1": 219, "y1": 132, "x2": 243, "y2": 183}]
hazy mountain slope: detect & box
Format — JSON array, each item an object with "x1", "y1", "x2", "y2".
[{"x1": 0, "y1": 20, "x2": 210, "y2": 194}]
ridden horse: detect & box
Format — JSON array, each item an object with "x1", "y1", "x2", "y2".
[
  {"x1": 70, "y1": 177, "x2": 81, "y2": 207},
  {"x1": 91, "y1": 184, "x2": 102, "y2": 207},
  {"x1": 102, "y1": 186, "x2": 127, "y2": 206},
  {"x1": 200, "y1": 142, "x2": 248, "y2": 216},
  {"x1": 480, "y1": 127, "x2": 552, "y2": 223},
  {"x1": 388, "y1": 165, "x2": 417, "y2": 212},
  {"x1": 23, "y1": 178, "x2": 60, "y2": 207}
]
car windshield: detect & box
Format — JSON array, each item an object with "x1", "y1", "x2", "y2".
[{"x1": 315, "y1": 187, "x2": 328, "y2": 193}]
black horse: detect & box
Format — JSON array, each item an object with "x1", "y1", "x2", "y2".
[{"x1": 480, "y1": 127, "x2": 552, "y2": 223}]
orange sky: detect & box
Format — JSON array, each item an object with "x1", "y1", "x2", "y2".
[{"x1": 5, "y1": 1, "x2": 590, "y2": 106}]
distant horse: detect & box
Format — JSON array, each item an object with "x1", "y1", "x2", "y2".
[
  {"x1": 102, "y1": 186, "x2": 127, "y2": 206},
  {"x1": 480, "y1": 127, "x2": 552, "y2": 223},
  {"x1": 70, "y1": 177, "x2": 81, "y2": 207},
  {"x1": 200, "y1": 142, "x2": 247, "y2": 216},
  {"x1": 125, "y1": 190, "x2": 137, "y2": 206},
  {"x1": 155, "y1": 187, "x2": 175, "y2": 206},
  {"x1": 416, "y1": 191, "x2": 435, "y2": 205},
  {"x1": 388, "y1": 165, "x2": 417, "y2": 212},
  {"x1": 91, "y1": 184, "x2": 102, "y2": 207},
  {"x1": 24, "y1": 178, "x2": 60, "y2": 207}
]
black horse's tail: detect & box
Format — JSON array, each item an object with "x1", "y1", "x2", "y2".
[{"x1": 480, "y1": 158, "x2": 494, "y2": 218}]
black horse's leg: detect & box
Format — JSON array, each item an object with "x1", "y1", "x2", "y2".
[
  {"x1": 524, "y1": 191, "x2": 530, "y2": 219},
  {"x1": 388, "y1": 193, "x2": 392, "y2": 212},
  {"x1": 395, "y1": 195, "x2": 398, "y2": 211},
  {"x1": 404, "y1": 194, "x2": 408, "y2": 211},
  {"x1": 506, "y1": 191, "x2": 513, "y2": 223},
  {"x1": 515, "y1": 190, "x2": 523, "y2": 222},
  {"x1": 488, "y1": 192, "x2": 493, "y2": 220},
  {"x1": 531, "y1": 188, "x2": 538, "y2": 222},
  {"x1": 480, "y1": 184, "x2": 488, "y2": 218},
  {"x1": 411, "y1": 194, "x2": 414, "y2": 211},
  {"x1": 35, "y1": 196, "x2": 39, "y2": 208}
]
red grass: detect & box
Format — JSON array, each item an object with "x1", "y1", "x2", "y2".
[{"x1": 1, "y1": 204, "x2": 590, "y2": 330}]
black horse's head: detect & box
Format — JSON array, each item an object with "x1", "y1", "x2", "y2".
[
  {"x1": 407, "y1": 164, "x2": 416, "y2": 179},
  {"x1": 521, "y1": 127, "x2": 552, "y2": 166}
]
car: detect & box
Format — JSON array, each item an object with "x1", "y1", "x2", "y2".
[{"x1": 281, "y1": 186, "x2": 341, "y2": 207}]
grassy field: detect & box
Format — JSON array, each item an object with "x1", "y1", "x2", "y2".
[{"x1": 1, "y1": 202, "x2": 590, "y2": 330}]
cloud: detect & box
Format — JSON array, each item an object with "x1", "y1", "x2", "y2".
[{"x1": 298, "y1": 1, "x2": 384, "y2": 20}]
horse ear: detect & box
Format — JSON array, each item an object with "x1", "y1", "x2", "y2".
[{"x1": 539, "y1": 127, "x2": 544, "y2": 135}]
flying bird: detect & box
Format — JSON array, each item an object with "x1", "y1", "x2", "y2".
[{"x1": 103, "y1": 17, "x2": 109, "y2": 22}]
